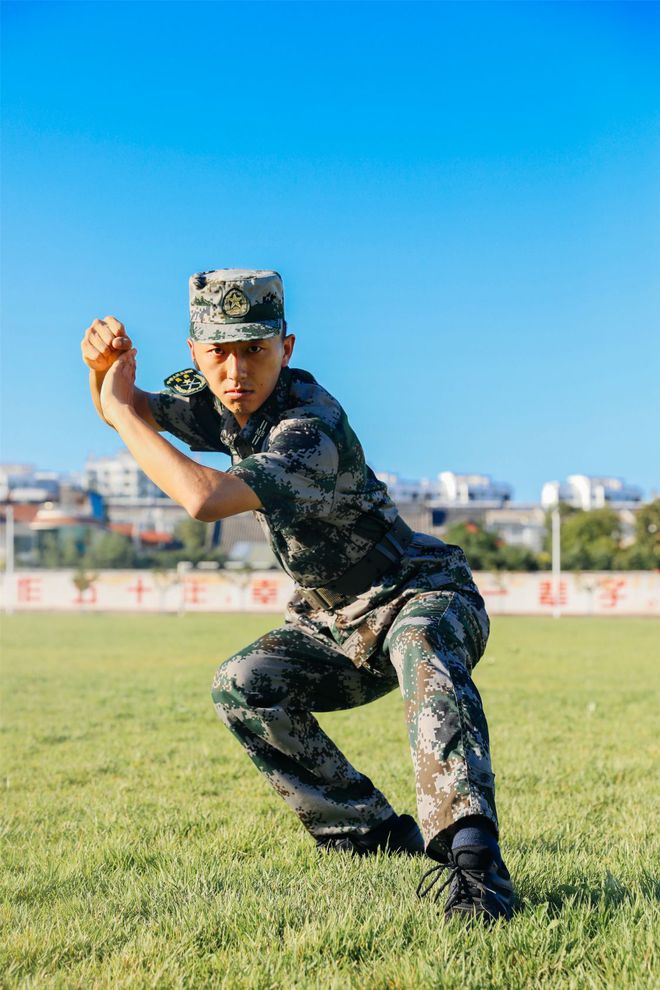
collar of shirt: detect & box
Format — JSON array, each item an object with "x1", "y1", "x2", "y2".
[{"x1": 212, "y1": 366, "x2": 293, "y2": 457}]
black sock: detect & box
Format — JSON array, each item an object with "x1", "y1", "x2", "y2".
[
  {"x1": 449, "y1": 814, "x2": 497, "y2": 840},
  {"x1": 451, "y1": 816, "x2": 501, "y2": 869}
]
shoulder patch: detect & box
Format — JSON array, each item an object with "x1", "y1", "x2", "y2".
[{"x1": 164, "y1": 368, "x2": 208, "y2": 396}]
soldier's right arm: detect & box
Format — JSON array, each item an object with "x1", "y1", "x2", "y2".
[{"x1": 82, "y1": 316, "x2": 161, "y2": 431}]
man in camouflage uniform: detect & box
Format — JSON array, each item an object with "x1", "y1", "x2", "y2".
[{"x1": 81, "y1": 269, "x2": 515, "y2": 922}]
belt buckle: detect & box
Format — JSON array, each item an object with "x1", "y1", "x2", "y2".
[{"x1": 300, "y1": 587, "x2": 329, "y2": 611}]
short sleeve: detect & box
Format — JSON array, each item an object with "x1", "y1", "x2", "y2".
[
  {"x1": 147, "y1": 391, "x2": 224, "y2": 451},
  {"x1": 228, "y1": 418, "x2": 339, "y2": 524}
]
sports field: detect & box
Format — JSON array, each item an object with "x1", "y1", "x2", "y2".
[{"x1": 1, "y1": 614, "x2": 658, "y2": 989}]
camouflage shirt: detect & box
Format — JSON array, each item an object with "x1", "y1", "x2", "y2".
[{"x1": 149, "y1": 366, "x2": 482, "y2": 667}]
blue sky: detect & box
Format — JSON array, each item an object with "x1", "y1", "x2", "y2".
[{"x1": 2, "y1": 1, "x2": 659, "y2": 502}]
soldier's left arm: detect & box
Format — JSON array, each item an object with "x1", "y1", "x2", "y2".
[{"x1": 100, "y1": 350, "x2": 261, "y2": 520}]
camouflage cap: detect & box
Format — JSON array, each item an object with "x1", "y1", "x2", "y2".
[{"x1": 188, "y1": 268, "x2": 284, "y2": 342}]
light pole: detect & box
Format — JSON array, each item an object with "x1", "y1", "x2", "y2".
[
  {"x1": 5, "y1": 506, "x2": 15, "y2": 615},
  {"x1": 551, "y1": 507, "x2": 561, "y2": 619}
]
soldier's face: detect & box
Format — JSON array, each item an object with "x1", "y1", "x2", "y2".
[{"x1": 188, "y1": 334, "x2": 295, "y2": 426}]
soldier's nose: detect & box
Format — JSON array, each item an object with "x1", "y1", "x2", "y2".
[
  {"x1": 225, "y1": 356, "x2": 235, "y2": 379},
  {"x1": 226, "y1": 353, "x2": 247, "y2": 380}
]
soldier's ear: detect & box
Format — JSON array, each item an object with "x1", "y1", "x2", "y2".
[
  {"x1": 282, "y1": 333, "x2": 295, "y2": 367},
  {"x1": 187, "y1": 338, "x2": 200, "y2": 370}
]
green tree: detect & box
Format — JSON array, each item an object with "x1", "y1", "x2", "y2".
[
  {"x1": 162, "y1": 517, "x2": 227, "y2": 566},
  {"x1": 443, "y1": 521, "x2": 541, "y2": 571},
  {"x1": 495, "y1": 543, "x2": 541, "y2": 572},
  {"x1": 542, "y1": 502, "x2": 578, "y2": 557},
  {"x1": 72, "y1": 567, "x2": 99, "y2": 596},
  {"x1": 36, "y1": 532, "x2": 63, "y2": 567},
  {"x1": 613, "y1": 543, "x2": 657, "y2": 570},
  {"x1": 60, "y1": 534, "x2": 84, "y2": 567},
  {"x1": 36, "y1": 530, "x2": 87, "y2": 567},
  {"x1": 83, "y1": 531, "x2": 136, "y2": 568},
  {"x1": 174, "y1": 517, "x2": 208, "y2": 559},
  {"x1": 613, "y1": 499, "x2": 660, "y2": 570},
  {"x1": 444, "y1": 521, "x2": 501, "y2": 571},
  {"x1": 553, "y1": 507, "x2": 622, "y2": 570},
  {"x1": 633, "y1": 499, "x2": 660, "y2": 563},
  {"x1": 141, "y1": 546, "x2": 227, "y2": 568}
]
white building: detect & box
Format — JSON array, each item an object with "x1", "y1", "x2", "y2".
[
  {"x1": 483, "y1": 506, "x2": 547, "y2": 553},
  {"x1": 541, "y1": 475, "x2": 643, "y2": 511},
  {"x1": 85, "y1": 450, "x2": 170, "y2": 503},
  {"x1": 0, "y1": 463, "x2": 62, "y2": 503},
  {"x1": 434, "y1": 472, "x2": 512, "y2": 507},
  {"x1": 375, "y1": 472, "x2": 435, "y2": 503},
  {"x1": 376, "y1": 471, "x2": 513, "y2": 507}
]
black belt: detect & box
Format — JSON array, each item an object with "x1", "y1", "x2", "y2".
[{"x1": 298, "y1": 516, "x2": 414, "y2": 612}]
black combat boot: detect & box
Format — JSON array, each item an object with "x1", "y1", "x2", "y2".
[
  {"x1": 416, "y1": 828, "x2": 516, "y2": 923},
  {"x1": 316, "y1": 812, "x2": 425, "y2": 856}
]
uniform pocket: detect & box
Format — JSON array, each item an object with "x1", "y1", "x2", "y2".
[{"x1": 452, "y1": 593, "x2": 490, "y2": 669}]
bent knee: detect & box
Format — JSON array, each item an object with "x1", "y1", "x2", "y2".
[
  {"x1": 211, "y1": 651, "x2": 282, "y2": 709},
  {"x1": 211, "y1": 655, "x2": 241, "y2": 707}
]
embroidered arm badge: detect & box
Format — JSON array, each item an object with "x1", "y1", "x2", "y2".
[{"x1": 163, "y1": 368, "x2": 208, "y2": 396}]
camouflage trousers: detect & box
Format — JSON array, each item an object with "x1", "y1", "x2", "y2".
[{"x1": 211, "y1": 589, "x2": 497, "y2": 856}]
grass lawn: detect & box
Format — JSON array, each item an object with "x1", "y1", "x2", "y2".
[{"x1": 1, "y1": 613, "x2": 659, "y2": 989}]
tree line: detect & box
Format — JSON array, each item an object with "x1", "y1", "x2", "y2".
[
  {"x1": 30, "y1": 499, "x2": 660, "y2": 572},
  {"x1": 444, "y1": 499, "x2": 659, "y2": 572},
  {"x1": 34, "y1": 518, "x2": 226, "y2": 570}
]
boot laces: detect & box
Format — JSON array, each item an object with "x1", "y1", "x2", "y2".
[{"x1": 416, "y1": 857, "x2": 491, "y2": 908}]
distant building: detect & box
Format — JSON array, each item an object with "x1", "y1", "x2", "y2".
[
  {"x1": 102, "y1": 499, "x2": 189, "y2": 535},
  {"x1": 377, "y1": 471, "x2": 538, "y2": 547},
  {"x1": 0, "y1": 503, "x2": 42, "y2": 564},
  {"x1": 423, "y1": 472, "x2": 512, "y2": 530},
  {"x1": 376, "y1": 471, "x2": 513, "y2": 508},
  {"x1": 81, "y1": 450, "x2": 193, "y2": 534},
  {"x1": 107, "y1": 522, "x2": 179, "y2": 549},
  {"x1": 541, "y1": 475, "x2": 643, "y2": 511},
  {"x1": 0, "y1": 490, "x2": 106, "y2": 566},
  {"x1": 219, "y1": 511, "x2": 278, "y2": 568},
  {"x1": 0, "y1": 463, "x2": 61, "y2": 503},
  {"x1": 85, "y1": 449, "x2": 170, "y2": 503},
  {"x1": 434, "y1": 472, "x2": 513, "y2": 507},
  {"x1": 483, "y1": 506, "x2": 547, "y2": 554},
  {"x1": 375, "y1": 473, "x2": 435, "y2": 504},
  {"x1": 29, "y1": 499, "x2": 106, "y2": 547}
]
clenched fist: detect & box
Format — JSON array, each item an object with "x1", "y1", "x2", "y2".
[
  {"x1": 81, "y1": 316, "x2": 133, "y2": 372},
  {"x1": 100, "y1": 348, "x2": 138, "y2": 427}
]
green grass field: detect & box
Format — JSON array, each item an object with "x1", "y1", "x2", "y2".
[{"x1": 1, "y1": 614, "x2": 659, "y2": 989}]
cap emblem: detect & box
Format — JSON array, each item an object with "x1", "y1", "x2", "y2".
[{"x1": 222, "y1": 287, "x2": 250, "y2": 318}]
